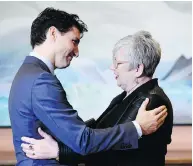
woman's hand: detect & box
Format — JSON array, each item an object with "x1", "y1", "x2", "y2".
[{"x1": 21, "y1": 128, "x2": 59, "y2": 159}]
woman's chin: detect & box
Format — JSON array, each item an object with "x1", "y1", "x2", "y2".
[{"x1": 117, "y1": 81, "x2": 121, "y2": 87}]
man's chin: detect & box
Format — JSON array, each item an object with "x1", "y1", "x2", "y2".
[{"x1": 58, "y1": 63, "x2": 70, "y2": 69}]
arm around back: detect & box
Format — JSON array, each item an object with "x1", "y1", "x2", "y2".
[{"x1": 32, "y1": 73, "x2": 138, "y2": 155}]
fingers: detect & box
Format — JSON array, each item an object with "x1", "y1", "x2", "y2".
[
  {"x1": 157, "y1": 112, "x2": 168, "y2": 125},
  {"x1": 38, "y1": 128, "x2": 51, "y2": 139},
  {"x1": 22, "y1": 145, "x2": 39, "y2": 159},
  {"x1": 157, "y1": 119, "x2": 165, "y2": 129},
  {"x1": 21, "y1": 143, "x2": 32, "y2": 150},
  {"x1": 21, "y1": 144, "x2": 40, "y2": 159},
  {"x1": 26, "y1": 153, "x2": 38, "y2": 159},
  {"x1": 152, "y1": 105, "x2": 167, "y2": 115},
  {"x1": 139, "y1": 98, "x2": 149, "y2": 112},
  {"x1": 22, "y1": 147, "x2": 34, "y2": 155},
  {"x1": 21, "y1": 137, "x2": 37, "y2": 144},
  {"x1": 155, "y1": 108, "x2": 167, "y2": 120},
  {"x1": 154, "y1": 111, "x2": 168, "y2": 131},
  {"x1": 24, "y1": 149, "x2": 39, "y2": 159}
]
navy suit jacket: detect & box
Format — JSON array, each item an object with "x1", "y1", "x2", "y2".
[{"x1": 9, "y1": 56, "x2": 138, "y2": 165}]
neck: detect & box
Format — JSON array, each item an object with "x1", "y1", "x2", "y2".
[
  {"x1": 33, "y1": 44, "x2": 55, "y2": 68},
  {"x1": 126, "y1": 77, "x2": 151, "y2": 97}
]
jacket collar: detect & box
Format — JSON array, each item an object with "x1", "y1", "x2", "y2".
[
  {"x1": 111, "y1": 78, "x2": 158, "y2": 106},
  {"x1": 23, "y1": 56, "x2": 51, "y2": 74},
  {"x1": 29, "y1": 51, "x2": 54, "y2": 75}
]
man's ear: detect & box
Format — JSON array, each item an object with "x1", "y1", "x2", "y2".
[
  {"x1": 135, "y1": 64, "x2": 144, "y2": 77},
  {"x1": 47, "y1": 26, "x2": 57, "y2": 42}
]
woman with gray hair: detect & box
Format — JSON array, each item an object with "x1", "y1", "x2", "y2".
[
  {"x1": 21, "y1": 31, "x2": 173, "y2": 166},
  {"x1": 82, "y1": 30, "x2": 173, "y2": 166}
]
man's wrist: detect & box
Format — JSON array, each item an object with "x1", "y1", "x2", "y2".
[
  {"x1": 132, "y1": 120, "x2": 142, "y2": 138},
  {"x1": 55, "y1": 143, "x2": 59, "y2": 160}
]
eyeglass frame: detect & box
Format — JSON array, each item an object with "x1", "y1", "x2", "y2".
[
  {"x1": 112, "y1": 56, "x2": 129, "y2": 69},
  {"x1": 113, "y1": 60, "x2": 129, "y2": 69},
  {"x1": 113, "y1": 57, "x2": 141, "y2": 71}
]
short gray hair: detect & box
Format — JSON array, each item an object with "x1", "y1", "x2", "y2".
[{"x1": 113, "y1": 30, "x2": 161, "y2": 77}]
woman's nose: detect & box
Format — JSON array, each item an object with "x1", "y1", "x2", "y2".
[{"x1": 110, "y1": 64, "x2": 115, "y2": 71}]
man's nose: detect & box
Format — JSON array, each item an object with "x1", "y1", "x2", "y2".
[{"x1": 74, "y1": 46, "x2": 79, "y2": 57}]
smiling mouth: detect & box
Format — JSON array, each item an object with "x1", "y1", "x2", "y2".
[
  {"x1": 69, "y1": 56, "x2": 73, "y2": 61},
  {"x1": 67, "y1": 53, "x2": 74, "y2": 61},
  {"x1": 66, "y1": 55, "x2": 72, "y2": 61}
]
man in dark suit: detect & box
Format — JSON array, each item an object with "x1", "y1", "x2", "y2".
[{"x1": 9, "y1": 8, "x2": 167, "y2": 165}]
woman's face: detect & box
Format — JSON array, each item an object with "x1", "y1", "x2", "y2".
[{"x1": 111, "y1": 49, "x2": 137, "y2": 92}]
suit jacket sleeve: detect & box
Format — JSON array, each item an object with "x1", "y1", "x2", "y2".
[
  {"x1": 32, "y1": 73, "x2": 138, "y2": 155},
  {"x1": 58, "y1": 93, "x2": 172, "y2": 164},
  {"x1": 58, "y1": 118, "x2": 96, "y2": 165}
]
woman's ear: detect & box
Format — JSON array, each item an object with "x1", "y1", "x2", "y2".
[{"x1": 135, "y1": 64, "x2": 144, "y2": 77}]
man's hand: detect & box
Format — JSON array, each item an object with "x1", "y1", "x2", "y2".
[
  {"x1": 21, "y1": 128, "x2": 59, "y2": 159},
  {"x1": 136, "y1": 98, "x2": 167, "y2": 135}
]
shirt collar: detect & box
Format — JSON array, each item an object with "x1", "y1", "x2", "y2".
[{"x1": 29, "y1": 51, "x2": 55, "y2": 75}]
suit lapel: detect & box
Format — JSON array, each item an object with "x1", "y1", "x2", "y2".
[
  {"x1": 95, "y1": 92, "x2": 139, "y2": 128},
  {"x1": 114, "y1": 95, "x2": 138, "y2": 125},
  {"x1": 95, "y1": 91, "x2": 126, "y2": 127}
]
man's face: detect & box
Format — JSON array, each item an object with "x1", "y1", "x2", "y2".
[
  {"x1": 54, "y1": 27, "x2": 80, "y2": 69},
  {"x1": 111, "y1": 48, "x2": 137, "y2": 91}
]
